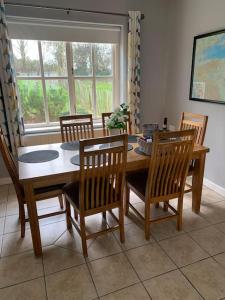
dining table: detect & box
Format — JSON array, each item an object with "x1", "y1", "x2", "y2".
[{"x1": 18, "y1": 139, "x2": 209, "y2": 256}]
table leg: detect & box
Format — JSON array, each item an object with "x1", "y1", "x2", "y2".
[
  {"x1": 24, "y1": 182, "x2": 42, "y2": 256},
  {"x1": 192, "y1": 153, "x2": 206, "y2": 214}
]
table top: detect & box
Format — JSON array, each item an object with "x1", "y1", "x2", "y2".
[{"x1": 18, "y1": 142, "x2": 209, "y2": 184}]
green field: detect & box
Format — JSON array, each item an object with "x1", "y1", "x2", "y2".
[{"x1": 17, "y1": 79, "x2": 113, "y2": 124}]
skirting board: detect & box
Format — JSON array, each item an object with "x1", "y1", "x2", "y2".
[
  {"x1": 0, "y1": 176, "x2": 225, "y2": 197},
  {"x1": 203, "y1": 178, "x2": 225, "y2": 197}
]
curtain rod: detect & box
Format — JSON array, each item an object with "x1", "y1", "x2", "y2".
[{"x1": 4, "y1": 2, "x2": 145, "y2": 20}]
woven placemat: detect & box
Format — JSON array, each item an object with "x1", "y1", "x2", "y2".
[
  {"x1": 60, "y1": 141, "x2": 79, "y2": 151},
  {"x1": 18, "y1": 150, "x2": 59, "y2": 163}
]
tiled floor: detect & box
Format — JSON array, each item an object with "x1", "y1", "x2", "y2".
[{"x1": 1, "y1": 185, "x2": 225, "y2": 299}]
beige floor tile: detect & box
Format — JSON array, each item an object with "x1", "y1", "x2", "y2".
[
  {"x1": 189, "y1": 226, "x2": 225, "y2": 255},
  {"x1": 126, "y1": 243, "x2": 176, "y2": 281},
  {"x1": 37, "y1": 197, "x2": 61, "y2": 210},
  {"x1": 1, "y1": 230, "x2": 34, "y2": 256},
  {"x1": 0, "y1": 278, "x2": 47, "y2": 300},
  {"x1": 0, "y1": 189, "x2": 8, "y2": 203},
  {"x1": 200, "y1": 201, "x2": 225, "y2": 224},
  {"x1": 202, "y1": 187, "x2": 225, "y2": 203},
  {"x1": 38, "y1": 206, "x2": 66, "y2": 226},
  {"x1": 87, "y1": 233, "x2": 122, "y2": 261},
  {"x1": 182, "y1": 258, "x2": 225, "y2": 300},
  {"x1": 6, "y1": 196, "x2": 19, "y2": 216},
  {"x1": 0, "y1": 217, "x2": 4, "y2": 235},
  {"x1": 183, "y1": 209, "x2": 210, "y2": 232},
  {"x1": 46, "y1": 264, "x2": 97, "y2": 300},
  {"x1": 132, "y1": 202, "x2": 173, "y2": 219},
  {"x1": 215, "y1": 221, "x2": 225, "y2": 234},
  {"x1": 0, "y1": 251, "x2": 43, "y2": 288},
  {"x1": 159, "y1": 234, "x2": 209, "y2": 267},
  {"x1": 88, "y1": 253, "x2": 139, "y2": 296},
  {"x1": 214, "y1": 252, "x2": 225, "y2": 269},
  {"x1": 151, "y1": 219, "x2": 184, "y2": 241},
  {"x1": 0, "y1": 201, "x2": 7, "y2": 217},
  {"x1": 55, "y1": 225, "x2": 93, "y2": 254},
  {"x1": 106, "y1": 208, "x2": 135, "y2": 226},
  {"x1": 100, "y1": 283, "x2": 150, "y2": 300},
  {"x1": 170, "y1": 194, "x2": 193, "y2": 210},
  {"x1": 4, "y1": 214, "x2": 29, "y2": 234},
  {"x1": 40, "y1": 221, "x2": 67, "y2": 247},
  {"x1": 144, "y1": 269, "x2": 202, "y2": 300},
  {"x1": 114, "y1": 222, "x2": 153, "y2": 250},
  {"x1": 43, "y1": 245, "x2": 85, "y2": 275},
  {"x1": 0, "y1": 184, "x2": 9, "y2": 193}
]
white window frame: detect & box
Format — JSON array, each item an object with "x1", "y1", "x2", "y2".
[{"x1": 14, "y1": 40, "x2": 120, "y2": 129}]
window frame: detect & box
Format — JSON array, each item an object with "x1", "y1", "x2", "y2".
[{"x1": 13, "y1": 40, "x2": 119, "y2": 130}]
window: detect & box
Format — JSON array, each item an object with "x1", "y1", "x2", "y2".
[{"x1": 12, "y1": 39, "x2": 118, "y2": 129}]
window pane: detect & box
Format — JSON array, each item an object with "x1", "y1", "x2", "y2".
[
  {"x1": 17, "y1": 80, "x2": 45, "y2": 124},
  {"x1": 46, "y1": 80, "x2": 70, "y2": 122},
  {"x1": 72, "y1": 43, "x2": 92, "y2": 76},
  {"x1": 42, "y1": 41, "x2": 67, "y2": 76},
  {"x1": 94, "y1": 44, "x2": 113, "y2": 76},
  {"x1": 96, "y1": 79, "x2": 113, "y2": 117},
  {"x1": 11, "y1": 39, "x2": 41, "y2": 76},
  {"x1": 75, "y1": 80, "x2": 93, "y2": 114}
]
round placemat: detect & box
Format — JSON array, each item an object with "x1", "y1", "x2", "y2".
[
  {"x1": 134, "y1": 147, "x2": 151, "y2": 156},
  {"x1": 128, "y1": 135, "x2": 139, "y2": 143},
  {"x1": 99, "y1": 143, "x2": 133, "y2": 151},
  {"x1": 18, "y1": 150, "x2": 59, "y2": 163},
  {"x1": 70, "y1": 154, "x2": 105, "y2": 166},
  {"x1": 60, "y1": 141, "x2": 79, "y2": 151}
]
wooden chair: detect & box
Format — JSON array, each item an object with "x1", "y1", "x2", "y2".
[
  {"x1": 125, "y1": 129, "x2": 195, "y2": 239},
  {"x1": 60, "y1": 114, "x2": 94, "y2": 142},
  {"x1": 0, "y1": 127, "x2": 65, "y2": 238},
  {"x1": 179, "y1": 112, "x2": 208, "y2": 146},
  {"x1": 63, "y1": 134, "x2": 128, "y2": 257},
  {"x1": 179, "y1": 112, "x2": 208, "y2": 193},
  {"x1": 102, "y1": 112, "x2": 132, "y2": 136}
]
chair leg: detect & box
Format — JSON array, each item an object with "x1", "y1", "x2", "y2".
[
  {"x1": 163, "y1": 201, "x2": 169, "y2": 211},
  {"x1": 119, "y1": 205, "x2": 125, "y2": 243},
  {"x1": 58, "y1": 194, "x2": 64, "y2": 209},
  {"x1": 177, "y1": 197, "x2": 183, "y2": 231},
  {"x1": 145, "y1": 203, "x2": 151, "y2": 240},
  {"x1": 65, "y1": 199, "x2": 72, "y2": 230},
  {"x1": 80, "y1": 216, "x2": 88, "y2": 257},
  {"x1": 20, "y1": 203, "x2": 26, "y2": 238},
  {"x1": 125, "y1": 183, "x2": 130, "y2": 216}
]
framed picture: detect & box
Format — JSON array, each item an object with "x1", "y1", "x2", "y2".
[{"x1": 190, "y1": 29, "x2": 225, "y2": 104}]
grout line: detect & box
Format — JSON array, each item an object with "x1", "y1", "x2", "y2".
[{"x1": 0, "y1": 275, "x2": 44, "y2": 290}]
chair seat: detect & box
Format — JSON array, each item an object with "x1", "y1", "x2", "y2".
[
  {"x1": 126, "y1": 170, "x2": 148, "y2": 197},
  {"x1": 63, "y1": 180, "x2": 117, "y2": 210},
  {"x1": 34, "y1": 184, "x2": 64, "y2": 195}
]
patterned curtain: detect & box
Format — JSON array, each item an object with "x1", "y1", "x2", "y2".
[
  {"x1": 128, "y1": 11, "x2": 141, "y2": 134},
  {"x1": 0, "y1": 0, "x2": 23, "y2": 154}
]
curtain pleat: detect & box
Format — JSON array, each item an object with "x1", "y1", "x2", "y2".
[
  {"x1": 128, "y1": 11, "x2": 141, "y2": 134},
  {"x1": 0, "y1": 0, "x2": 23, "y2": 154}
]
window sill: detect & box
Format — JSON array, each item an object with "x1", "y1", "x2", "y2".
[{"x1": 24, "y1": 123, "x2": 103, "y2": 136}]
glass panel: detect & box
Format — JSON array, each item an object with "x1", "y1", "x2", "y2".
[
  {"x1": 75, "y1": 80, "x2": 93, "y2": 114},
  {"x1": 45, "y1": 79, "x2": 70, "y2": 122},
  {"x1": 96, "y1": 79, "x2": 113, "y2": 117},
  {"x1": 94, "y1": 44, "x2": 113, "y2": 76},
  {"x1": 17, "y1": 80, "x2": 45, "y2": 124},
  {"x1": 41, "y1": 41, "x2": 67, "y2": 76},
  {"x1": 72, "y1": 43, "x2": 92, "y2": 76},
  {"x1": 11, "y1": 39, "x2": 41, "y2": 76}
]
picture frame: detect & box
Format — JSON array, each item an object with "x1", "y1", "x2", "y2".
[{"x1": 190, "y1": 29, "x2": 225, "y2": 105}]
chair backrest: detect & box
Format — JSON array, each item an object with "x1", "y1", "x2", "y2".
[
  {"x1": 79, "y1": 134, "x2": 128, "y2": 212},
  {"x1": 102, "y1": 111, "x2": 132, "y2": 136},
  {"x1": 60, "y1": 114, "x2": 94, "y2": 142},
  {"x1": 146, "y1": 129, "x2": 195, "y2": 203},
  {"x1": 0, "y1": 127, "x2": 24, "y2": 201},
  {"x1": 179, "y1": 112, "x2": 208, "y2": 145}
]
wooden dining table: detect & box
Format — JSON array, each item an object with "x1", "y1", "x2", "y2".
[{"x1": 18, "y1": 141, "x2": 209, "y2": 256}]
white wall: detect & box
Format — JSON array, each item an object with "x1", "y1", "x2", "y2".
[
  {"x1": 0, "y1": 0, "x2": 170, "y2": 180},
  {"x1": 165, "y1": 0, "x2": 225, "y2": 188}
]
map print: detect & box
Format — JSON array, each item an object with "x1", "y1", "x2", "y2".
[{"x1": 192, "y1": 32, "x2": 225, "y2": 102}]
